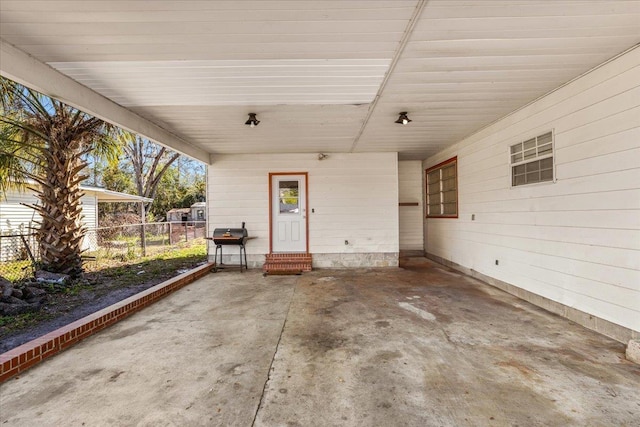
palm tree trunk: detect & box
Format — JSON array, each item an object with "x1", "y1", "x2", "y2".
[{"x1": 30, "y1": 136, "x2": 87, "y2": 277}]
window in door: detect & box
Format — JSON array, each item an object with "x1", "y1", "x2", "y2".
[{"x1": 279, "y1": 181, "x2": 300, "y2": 214}]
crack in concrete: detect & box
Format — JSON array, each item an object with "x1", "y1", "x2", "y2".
[{"x1": 251, "y1": 283, "x2": 297, "y2": 427}]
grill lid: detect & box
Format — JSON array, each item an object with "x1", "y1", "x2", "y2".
[{"x1": 212, "y1": 222, "x2": 248, "y2": 245}]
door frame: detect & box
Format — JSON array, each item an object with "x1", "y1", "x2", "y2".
[{"x1": 268, "y1": 172, "x2": 309, "y2": 254}]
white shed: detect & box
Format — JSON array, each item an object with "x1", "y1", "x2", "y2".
[{"x1": 190, "y1": 202, "x2": 206, "y2": 222}]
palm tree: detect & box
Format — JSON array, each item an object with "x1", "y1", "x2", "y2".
[{"x1": 0, "y1": 77, "x2": 119, "y2": 277}]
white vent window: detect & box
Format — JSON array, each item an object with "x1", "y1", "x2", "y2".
[{"x1": 510, "y1": 131, "x2": 554, "y2": 187}]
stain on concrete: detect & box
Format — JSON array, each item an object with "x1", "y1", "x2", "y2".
[
  {"x1": 374, "y1": 350, "x2": 403, "y2": 363},
  {"x1": 315, "y1": 308, "x2": 332, "y2": 316},
  {"x1": 79, "y1": 368, "x2": 104, "y2": 381},
  {"x1": 18, "y1": 381, "x2": 75, "y2": 407},
  {"x1": 495, "y1": 360, "x2": 537, "y2": 378},
  {"x1": 302, "y1": 331, "x2": 348, "y2": 354},
  {"x1": 108, "y1": 370, "x2": 126, "y2": 382},
  {"x1": 106, "y1": 324, "x2": 150, "y2": 340},
  {"x1": 375, "y1": 320, "x2": 390, "y2": 328},
  {"x1": 218, "y1": 363, "x2": 245, "y2": 376}
]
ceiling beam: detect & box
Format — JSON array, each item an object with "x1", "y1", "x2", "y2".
[
  {"x1": 0, "y1": 39, "x2": 211, "y2": 164},
  {"x1": 350, "y1": 0, "x2": 428, "y2": 153}
]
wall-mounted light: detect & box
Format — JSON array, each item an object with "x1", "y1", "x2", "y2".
[
  {"x1": 318, "y1": 153, "x2": 328, "y2": 161},
  {"x1": 395, "y1": 112, "x2": 411, "y2": 125},
  {"x1": 245, "y1": 113, "x2": 260, "y2": 128}
]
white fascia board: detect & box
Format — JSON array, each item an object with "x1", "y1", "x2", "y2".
[
  {"x1": 0, "y1": 39, "x2": 211, "y2": 164},
  {"x1": 81, "y1": 186, "x2": 154, "y2": 203},
  {"x1": 7, "y1": 181, "x2": 153, "y2": 203}
]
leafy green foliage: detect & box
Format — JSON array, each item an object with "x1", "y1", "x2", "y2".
[{"x1": 101, "y1": 162, "x2": 135, "y2": 193}]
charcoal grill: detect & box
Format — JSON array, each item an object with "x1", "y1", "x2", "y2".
[{"x1": 212, "y1": 222, "x2": 248, "y2": 272}]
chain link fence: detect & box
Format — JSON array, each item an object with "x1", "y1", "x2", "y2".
[
  {"x1": 84, "y1": 221, "x2": 206, "y2": 259},
  {"x1": 0, "y1": 221, "x2": 207, "y2": 282},
  {"x1": 0, "y1": 233, "x2": 39, "y2": 282}
]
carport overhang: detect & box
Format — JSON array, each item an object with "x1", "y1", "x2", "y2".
[
  {"x1": 1, "y1": 1, "x2": 638, "y2": 162},
  {"x1": 0, "y1": 40, "x2": 212, "y2": 164}
]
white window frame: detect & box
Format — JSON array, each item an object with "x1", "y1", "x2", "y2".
[{"x1": 510, "y1": 130, "x2": 555, "y2": 187}]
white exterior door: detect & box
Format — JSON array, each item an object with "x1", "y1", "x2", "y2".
[{"x1": 271, "y1": 174, "x2": 307, "y2": 253}]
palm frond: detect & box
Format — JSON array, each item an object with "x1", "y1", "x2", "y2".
[
  {"x1": 0, "y1": 150, "x2": 30, "y2": 196},
  {"x1": 0, "y1": 114, "x2": 50, "y2": 142}
]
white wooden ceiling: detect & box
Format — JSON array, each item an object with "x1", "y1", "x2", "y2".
[{"x1": 1, "y1": 0, "x2": 639, "y2": 160}]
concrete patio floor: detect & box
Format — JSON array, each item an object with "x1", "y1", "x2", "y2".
[{"x1": 1, "y1": 258, "x2": 639, "y2": 426}]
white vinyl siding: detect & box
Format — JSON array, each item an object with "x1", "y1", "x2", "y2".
[
  {"x1": 81, "y1": 195, "x2": 98, "y2": 229},
  {"x1": 423, "y1": 48, "x2": 640, "y2": 333},
  {"x1": 208, "y1": 153, "x2": 399, "y2": 265},
  {"x1": 1, "y1": 190, "x2": 99, "y2": 234},
  {"x1": 80, "y1": 195, "x2": 98, "y2": 252},
  {"x1": 0, "y1": 192, "x2": 40, "y2": 234},
  {"x1": 398, "y1": 161, "x2": 424, "y2": 251}
]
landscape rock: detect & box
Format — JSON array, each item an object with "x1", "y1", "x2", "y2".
[
  {"x1": 1, "y1": 295, "x2": 28, "y2": 306},
  {"x1": 0, "y1": 301, "x2": 39, "y2": 316},
  {"x1": 24, "y1": 286, "x2": 47, "y2": 299},
  {"x1": 1, "y1": 276, "x2": 13, "y2": 298},
  {"x1": 26, "y1": 279, "x2": 61, "y2": 291},
  {"x1": 35, "y1": 270, "x2": 70, "y2": 285},
  {"x1": 26, "y1": 296, "x2": 48, "y2": 305},
  {"x1": 0, "y1": 276, "x2": 47, "y2": 315}
]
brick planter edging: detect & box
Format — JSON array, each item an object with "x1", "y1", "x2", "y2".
[{"x1": 0, "y1": 263, "x2": 215, "y2": 383}]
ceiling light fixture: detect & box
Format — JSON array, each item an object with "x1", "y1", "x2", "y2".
[
  {"x1": 395, "y1": 112, "x2": 411, "y2": 125},
  {"x1": 245, "y1": 113, "x2": 260, "y2": 128}
]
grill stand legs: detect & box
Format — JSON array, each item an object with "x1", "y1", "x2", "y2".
[{"x1": 213, "y1": 244, "x2": 247, "y2": 272}]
